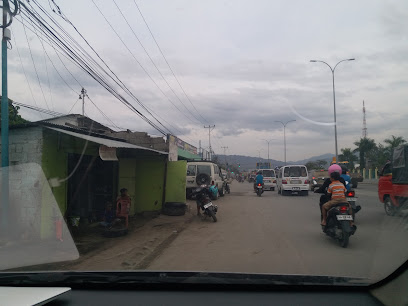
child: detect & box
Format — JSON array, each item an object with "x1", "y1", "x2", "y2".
[
  {"x1": 321, "y1": 172, "x2": 347, "y2": 226},
  {"x1": 116, "y1": 188, "x2": 131, "y2": 228}
]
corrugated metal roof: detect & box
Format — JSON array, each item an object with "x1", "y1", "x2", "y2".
[{"x1": 45, "y1": 126, "x2": 168, "y2": 155}]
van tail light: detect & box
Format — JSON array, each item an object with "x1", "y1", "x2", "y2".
[
  {"x1": 273, "y1": 180, "x2": 276, "y2": 183},
  {"x1": 282, "y1": 180, "x2": 287, "y2": 184},
  {"x1": 346, "y1": 191, "x2": 355, "y2": 197},
  {"x1": 340, "y1": 205, "x2": 349, "y2": 213},
  {"x1": 304, "y1": 180, "x2": 309, "y2": 184}
]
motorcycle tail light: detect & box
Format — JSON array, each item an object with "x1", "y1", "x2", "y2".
[
  {"x1": 312, "y1": 176, "x2": 315, "y2": 179},
  {"x1": 258, "y1": 183, "x2": 262, "y2": 186},
  {"x1": 282, "y1": 180, "x2": 287, "y2": 184},
  {"x1": 346, "y1": 191, "x2": 355, "y2": 197},
  {"x1": 340, "y1": 205, "x2": 349, "y2": 213}
]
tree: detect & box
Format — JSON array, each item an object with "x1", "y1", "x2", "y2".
[
  {"x1": 0, "y1": 97, "x2": 28, "y2": 126},
  {"x1": 338, "y1": 148, "x2": 358, "y2": 169},
  {"x1": 384, "y1": 135, "x2": 406, "y2": 154},
  {"x1": 366, "y1": 143, "x2": 390, "y2": 169},
  {"x1": 353, "y1": 137, "x2": 377, "y2": 169}
]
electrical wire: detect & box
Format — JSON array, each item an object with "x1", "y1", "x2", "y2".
[
  {"x1": 20, "y1": 15, "x2": 50, "y2": 111},
  {"x1": 68, "y1": 98, "x2": 80, "y2": 114},
  {"x1": 113, "y1": 0, "x2": 203, "y2": 125},
  {"x1": 133, "y1": 0, "x2": 209, "y2": 124}
]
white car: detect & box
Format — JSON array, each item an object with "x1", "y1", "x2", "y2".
[
  {"x1": 186, "y1": 161, "x2": 225, "y2": 199},
  {"x1": 277, "y1": 165, "x2": 309, "y2": 196},
  {"x1": 259, "y1": 169, "x2": 276, "y2": 191}
]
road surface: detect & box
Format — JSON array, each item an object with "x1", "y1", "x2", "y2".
[{"x1": 147, "y1": 181, "x2": 408, "y2": 283}]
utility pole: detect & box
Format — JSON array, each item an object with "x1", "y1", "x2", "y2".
[
  {"x1": 204, "y1": 125, "x2": 215, "y2": 160},
  {"x1": 79, "y1": 87, "x2": 87, "y2": 116},
  {"x1": 221, "y1": 146, "x2": 228, "y2": 165},
  {"x1": 1, "y1": 1, "x2": 19, "y2": 233}
]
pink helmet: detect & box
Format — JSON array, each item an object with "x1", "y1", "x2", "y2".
[{"x1": 328, "y1": 164, "x2": 342, "y2": 175}]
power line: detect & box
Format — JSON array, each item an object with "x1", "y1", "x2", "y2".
[
  {"x1": 133, "y1": 0, "x2": 209, "y2": 124},
  {"x1": 92, "y1": 0, "x2": 200, "y2": 126},
  {"x1": 20, "y1": 15, "x2": 51, "y2": 111},
  {"x1": 113, "y1": 0, "x2": 203, "y2": 125}
]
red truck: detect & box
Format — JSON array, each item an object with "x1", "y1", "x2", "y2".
[{"x1": 378, "y1": 144, "x2": 408, "y2": 215}]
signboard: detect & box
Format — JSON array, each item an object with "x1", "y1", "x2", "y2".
[
  {"x1": 256, "y1": 162, "x2": 271, "y2": 169},
  {"x1": 167, "y1": 135, "x2": 198, "y2": 155},
  {"x1": 99, "y1": 145, "x2": 118, "y2": 161}
]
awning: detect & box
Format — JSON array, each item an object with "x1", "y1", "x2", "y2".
[{"x1": 45, "y1": 126, "x2": 168, "y2": 155}]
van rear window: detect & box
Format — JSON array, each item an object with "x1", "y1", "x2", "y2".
[
  {"x1": 284, "y1": 166, "x2": 307, "y2": 177},
  {"x1": 262, "y1": 170, "x2": 275, "y2": 177},
  {"x1": 197, "y1": 165, "x2": 211, "y2": 176}
]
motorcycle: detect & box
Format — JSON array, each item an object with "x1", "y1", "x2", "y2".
[
  {"x1": 225, "y1": 183, "x2": 231, "y2": 194},
  {"x1": 191, "y1": 185, "x2": 218, "y2": 222},
  {"x1": 322, "y1": 201, "x2": 357, "y2": 248},
  {"x1": 256, "y1": 183, "x2": 264, "y2": 197}
]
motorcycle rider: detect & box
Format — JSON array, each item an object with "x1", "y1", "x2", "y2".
[
  {"x1": 321, "y1": 171, "x2": 347, "y2": 226},
  {"x1": 254, "y1": 171, "x2": 264, "y2": 192},
  {"x1": 340, "y1": 165, "x2": 352, "y2": 192},
  {"x1": 314, "y1": 164, "x2": 346, "y2": 219}
]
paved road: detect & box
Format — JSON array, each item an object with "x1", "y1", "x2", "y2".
[{"x1": 148, "y1": 181, "x2": 408, "y2": 283}]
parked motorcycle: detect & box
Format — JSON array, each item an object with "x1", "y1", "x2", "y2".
[
  {"x1": 256, "y1": 183, "x2": 264, "y2": 197},
  {"x1": 322, "y1": 202, "x2": 357, "y2": 248},
  {"x1": 225, "y1": 183, "x2": 231, "y2": 194},
  {"x1": 191, "y1": 185, "x2": 218, "y2": 222}
]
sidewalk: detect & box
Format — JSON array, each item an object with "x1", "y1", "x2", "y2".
[{"x1": 16, "y1": 201, "x2": 196, "y2": 271}]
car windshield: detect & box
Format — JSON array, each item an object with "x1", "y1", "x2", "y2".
[
  {"x1": 1, "y1": 0, "x2": 408, "y2": 292},
  {"x1": 197, "y1": 165, "x2": 211, "y2": 176},
  {"x1": 263, "y1": 170, "x2": 275, "y2": 177},
  {"x1": 284, "y1": 167, "x2": 307, "y2": 177}
]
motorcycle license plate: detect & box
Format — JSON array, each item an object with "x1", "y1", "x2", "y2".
[
  {"x1": 346, "y1": 197, "x2": 357, "y2": 202},
  {"x1": 336, "y1": 215, "x2": 353, "y2": 221},
  {"x1": 292, "y1": 187, "x2": 300, "y2": 190},
  {"x1": 257, "y1": 186, "x2": 263, "y2": 188},
  {"x1": 204, "y1": 203, "x2": 213, "y2": 209}
]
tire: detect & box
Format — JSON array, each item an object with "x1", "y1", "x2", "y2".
[
  {"x1": 303, "y1": 191, "x2": 309, "y2": 196},
  {"x1": 226, "y1": 186, "x2": 231, "y2": 194},
  {"x1": 339, "y1": 222, "x2": 350, "y2": 248},
  {"x1": 271, "y1": 187, "x2": 275, "y2": 191},
  {"x1": 209, "y1": 209, "x2": 217, "y2": 222},
  {"x1": 257, "y1": 189, "x2": 262, "y2": 197},
  {"x1": 196, "y1": 173, "x2": 211, "y2": 186},
  {"x1": 278, "y1": 187, "x2": 281, "y2": 194},
  {"x1": 384, "y1": 196, "x2": 397, "y2": 216}
]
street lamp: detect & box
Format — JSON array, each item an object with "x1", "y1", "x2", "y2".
[
  {"x1": 262, "y1": 139, "x2": 274, "y2": 167},
  {"x1": 275, "y1": 120, "x2": 296, "y2": 165},
  {"x1": 310, "y1": 58, "x2": 355, "y2": 162}
]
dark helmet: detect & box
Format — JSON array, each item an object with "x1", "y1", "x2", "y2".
[{"x1": 340, "y1": 165, "x2": 348, "y2": 175}]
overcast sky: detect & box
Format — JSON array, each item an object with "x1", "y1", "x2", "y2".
[{"x1": 6, "y1": 0, "x2": 408, "y2": 161}]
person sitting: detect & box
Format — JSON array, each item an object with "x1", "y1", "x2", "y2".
[
  {"x1": 321, "y1": 171, "x2": 347, "y2": 226},
  {"x1": 116, "y1": 188, "x2": 131, "y2": 229},
  {"x1": 100, "y1": 202, "x2": 115, "y2": 229}
]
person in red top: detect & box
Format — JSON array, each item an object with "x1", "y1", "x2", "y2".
[
  {"x1": 321, "y1": 172, "x2": 347, "y2": 226},
  {"x1": 116, "y1": 188, "x2": 131, "y2": 228}
]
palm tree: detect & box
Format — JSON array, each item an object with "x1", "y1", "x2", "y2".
[
  {"x1": 353, "y1": 138, "x2": 377, "y2": 169},
  {"x1": 338, "y1": 148, "x2": 357, "y2": 169},
  {"x1": 384, "y1": 135, "x2": 406, "y2": 152}
]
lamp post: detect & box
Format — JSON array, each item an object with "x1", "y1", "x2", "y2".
[
  {"x1": 275, "y1": 120, "x2": 296, "y2": 165},
  {"x1": 310, "y1": 58, "x2": 355, "y2": 162},
  {"x1": 262, "y1": 139, "x2": 274, "y2": 168}
]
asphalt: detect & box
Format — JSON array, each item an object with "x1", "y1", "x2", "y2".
[{"x1": 147, "y1": 181, "x2": 408, "y2": 283}]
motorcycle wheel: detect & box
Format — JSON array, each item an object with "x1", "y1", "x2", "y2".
[
  {"x1": 219, "y1": 186, "x2": 225, "y2": 197},
  {"x1": 339, "y1": 222, "x2": 350, "y2": 248},
  {"x1": 209, "y1": 209, "x2": 217, "y2": 222}
]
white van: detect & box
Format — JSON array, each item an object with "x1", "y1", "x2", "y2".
[
  {"x1": 260, "y1": 169, "x2": 276, "y2": 191},
  {"x1": 277, "y1": 165, "x2": 309, "y2": 196}
]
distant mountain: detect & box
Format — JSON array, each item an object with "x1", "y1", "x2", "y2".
[{"x1": 215, "y1": 153, "x2": 335, "y2": 171}]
